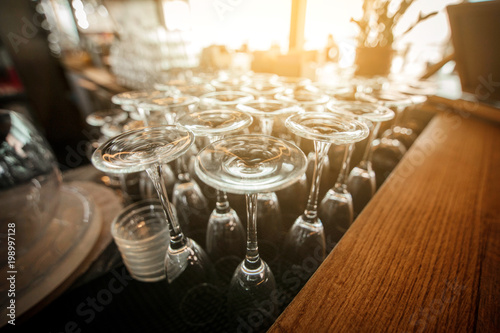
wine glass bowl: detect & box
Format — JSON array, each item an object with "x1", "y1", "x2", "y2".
[
  {"x1": 178, "y1": 110, "x2": 253, "y2": 273},
  {"x1": 134, "y1": 95, "x2": 209, "y2": 243},
  {"x1": 86, "y1": 108, "x2": 128, "y2": 128},
  {"x1": 179, "y1": 109, "x2": 253, "y2": 138},
  {"x1": 236, "y1": 100, "x2": 303, "y2": 121},
  {"x1": 322, "y1": 101, "x2": 394, "y2": 239},
  {"x1": 365, "y1": 89, "x2": 415, "y2": 187},
  {"x1": 199, "y1": 91, "x2": 254, "y2": 110},
  {"x1": 241, "y1": 81, "x2": 285, "y2": 99},
  {"x1": 210, "y1": 73, "x2": 251, "y2": 91},
  {"x1": 283, "y1": 112, "x2": 369, "y2": 278},
  {"x1": 137, "y1": 95, "x2": 200, "y2": 126},
  {"x1": 92, "y1": 125, "x2": 214, "y2": 286},
  {"x1": 276, "y1": 91, "x2": 330, "y2": 112},
  {"x1": 111, "y1": 90, "x2": 166, "y2": 108},
  {"x1": 195, "y1": 134, "x2": 307, "y2": 321},
  {"x1": 327, "y1": 100, "x2": 395, "y2": 123},
  {"x1": 285, "y1": 112, "x2": 369, "y2": 144},
  {"x1": 236, "y1": 99, "x2": 305, "y2": 251}
]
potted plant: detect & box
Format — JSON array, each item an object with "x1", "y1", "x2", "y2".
[{"x1": 351, "y1": 0, "x2": 438, "y2": 77}]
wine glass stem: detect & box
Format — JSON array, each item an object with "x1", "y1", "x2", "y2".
[
  {"x1": 361, "y1": 122, "x2": 381, "y2": 164},
  {"x1": 304, "y1": 141, "x2": 331, "y2": 222},
  {"x1": 118, "y1": 174, "x2": 131, "y2": 203},
  {"x1": 390, "y1": 106, "x2": 404, "y2": 129},
  {"x1": 147, "y1": 164, "x2": 186, "y2": 250},
  {"x1": 260, "y1": 117, "x2": 274, "y2": 136},
  {"x1": 137, "y1": 107, "x2": 150, "y2": 126},
  {"x1": 176, "y1": 156, "x2": 190, "y2": 182},
  {"x1": 216, "y1": 190, "x2": 230, "y2": 214},
  {"x1": 244, "y1": 193, "x2": 261, "y2": 270},
  {"x1": 335, "y1": 143, "x2": 354, "y2": 188},
  {"x1": 208, "y1": 135, "x2": 231, "y2": 214}
]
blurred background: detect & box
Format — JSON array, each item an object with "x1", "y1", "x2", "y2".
[{"x1": 0, "y1": 0, "x2": 477, "y2": 167}]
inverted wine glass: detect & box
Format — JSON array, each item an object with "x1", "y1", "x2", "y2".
[
  {"x1": 277, "y1": 76, "x2": 311, "y2": 94},
  {"x1": 210, "y1": 73, "x2": 251, "y2": 91},
  {"x1": 275, "y1": 90, "x2": 331, "y2": 157},
  {"x1": 236, "y1": 100, "x2": 303, "y2": 137},
  {"x1": 391, "y1": 79, "x2": 435, "y2": 140},
  {"x1": 283, "y1": 112, "x2": 369, "y2": 278},
  {"x1": 241, "y1": 80, "x2": 285, "y2": 100},
  {"x1": 275, "y1": 90, "x2": 330, "y2": 112},
  {"x1": 322, "y1": 101, "x2": 394, "y2": 240},
  {"x1": 156, "y1": 82, "x2": 215, "y2": 97},
  {"x1": 138, "y1": 95, "x2": 209, "y2": 244},
  {"x1": 178, "y1": 110, "x2": 253, "y2": 269},
  {"x1": 137, "y1": 95, "x2": 199, "y2": 126},
  {"x1": 195, "y1": 135, "x2": 307, "y2": 322},
  {"x1": 85, "y1": 108, "x2": 128, "y2": 158},
  {"x1": 199, "y1": 91, "x2": 254, "y2": 110},
  {"x1": 111, "y1": 90, "x2": 166, "y2": 126},
  {"x1": 91, "y1": 125, "x2": 214, "y2": 284},
  {"x1": 364, "y1": 90, "x2": 414, "y2": 188},
  {"x1": 236, "y1": 100, "x2": 305, "y2": 247}
]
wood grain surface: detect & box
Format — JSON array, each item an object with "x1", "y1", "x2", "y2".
[{"x1": 270, "y1": 113, "x2": 500, "y2": 332}]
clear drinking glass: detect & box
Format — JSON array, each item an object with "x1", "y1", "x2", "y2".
[
  {"x1": 91, "y1": 125, "x2": 214, "y2": 286},
  {"x1": 199, "y1": 91, "x2": 254, "y2": 110},
  {"x1": 137, "y1": 95, "x2": 199, "y2": 126},
  {"x1": 241, "y1": 80, "x2": 285, "y2": 100},
  {"x1": 321, "y1": 101, "x2": 394, "y2": 243},
  {"x1": 277, "y1": 76, "x2": 311, "y2": 94},
  {"x1": 364, "y1": 90, "x2": 414, "y2": 188},
  {"x1": 195, "y1": 135, "x2": 307, "y2": 325},
  {"x1": 156, "y1": 82, "x2": 216, "y2": 97},
  {"x1": 283, "y1": 112, "x2": 369, "y2": 281},
  {"x1": 275, "y1": 90, "x2": 330, "y2": 112},
  {"x1": 85, "y1": 108, "x2": 128, "y2": 159},
  {"x1": 390, "y1": 79, "x2": 435, "y2": 146},
  {"x1": 210, "y1": 72, "x2": 251, "y2": 91},
  {"x1": 178, "y1": 110, "x2": 253, "y2": 275},
  {"x1": 137, "y1": 95, "x2": 210, "y2": 244},
  {"x1": 236, "y1": 100, "x2": 304, "y2": 250},
  {"x1": 111, "y1": 90, "x2": 167, "y2": 126},
  {"x1": 111, "y1": 199, "x2": 170, "y2": 282}
]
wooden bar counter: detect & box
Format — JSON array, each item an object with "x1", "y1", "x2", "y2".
[{"x1": 270, "y1": 111, "x2": 500, "y2": 332}]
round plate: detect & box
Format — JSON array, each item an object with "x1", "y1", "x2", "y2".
[{"x1": 0, "y1": 185, "x2": 102, "y2": 327}]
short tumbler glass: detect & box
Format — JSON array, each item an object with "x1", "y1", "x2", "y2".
[{"x1": 111, "y1": 199, "x2": 170, "y2": 282}]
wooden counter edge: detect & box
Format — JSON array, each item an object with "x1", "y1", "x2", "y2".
[{"x1": 269, "y1": 112, "x2": 500, "y2": 332}]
